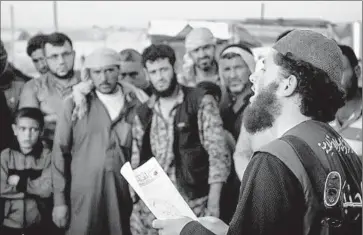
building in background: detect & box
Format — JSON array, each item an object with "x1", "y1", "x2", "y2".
[{"x1": 1, "y1": 18, "x2": 361, "y2": 77}]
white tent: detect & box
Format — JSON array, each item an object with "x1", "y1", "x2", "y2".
[{"x1": 148, "y1": 20, "x2": 231, "y2": 40}]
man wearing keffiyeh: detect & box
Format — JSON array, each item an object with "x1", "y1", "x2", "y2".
[
  {"x1": 52, "y1": 48, "x2": 143, "y2": 235},
  {"x1": 178, "y1": 28, "x2": 222, "y2": 87}
]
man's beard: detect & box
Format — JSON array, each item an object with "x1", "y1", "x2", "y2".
[
  {"x1": 0, "y1": 58, "x2": 7, "y2": 75},
  {"x1": 49, "y1": 69, "x2": 74, "y2": 80},
  {"x1": 344, "y1": 74, "x2": 359, "y2": 100},
  {"x1": 196, "y1": 57, "x2": 214, "y2": 72},
  {"x1": 151, "y1": 73, "x2": 178, "y2": 98},
  {"x1": 243, "y1": 82, "x2": 282, "y2": 135}
]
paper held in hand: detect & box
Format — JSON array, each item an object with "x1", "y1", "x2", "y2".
[{"x1": 120, "y1": 157, "x2": 197, "y2": 220}]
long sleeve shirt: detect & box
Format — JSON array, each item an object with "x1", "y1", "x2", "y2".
[
  {"x1": 0, "y1": 146, "x2": 52, "y2": 228},
  {"x1": 0, "y1": 91, "x2": 15, "y2": 151},
  {"x1": 18, "y1": 73, "x2": 80, "y2": 143}
]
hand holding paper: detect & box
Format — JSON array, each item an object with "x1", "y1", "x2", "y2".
[{"x1": 120, "y1": 157, "x2": 197, "y2": 220}]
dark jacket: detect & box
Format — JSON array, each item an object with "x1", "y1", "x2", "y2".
[
  {"x1": 137, "y1": 86, "x2": 211, "y2": 200},
  {"x1": 0, "y1": 91, "x2": 14, "y2": 151},
  {"x1": 0, "y1": 66, "x2": 26, "y2": 115},
  {"x1": 220, "y1": 84, "x2": 253, "y2": 140},
  {"x1": 0, "y1": 143, "x2": 52, "y2": 229}
]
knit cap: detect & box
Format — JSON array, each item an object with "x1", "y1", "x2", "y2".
[{"x1": 273, "y1": 30, "x2": 343, "y2": 86}]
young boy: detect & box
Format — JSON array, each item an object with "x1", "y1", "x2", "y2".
[{"x1": 0, "y1": 107, "x2": 52, "y2": 235}]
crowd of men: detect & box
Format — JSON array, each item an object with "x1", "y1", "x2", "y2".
[{"x1": 0, "y1": 26, "x2": 362, "y2": 235}]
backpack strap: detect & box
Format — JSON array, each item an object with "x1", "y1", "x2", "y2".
[
  {"x1": 258, "y1": 138, "x2": 320, "y2": 235},
  {"x1": 280, "y1": 135, "x2": 328, "y2": 202}
]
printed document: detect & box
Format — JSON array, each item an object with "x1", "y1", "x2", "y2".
[{"x1": 120, "y1": 157, "x2": 197, "y2": 220}]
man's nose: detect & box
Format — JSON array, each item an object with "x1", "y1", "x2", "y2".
[
  {"x1": 99, "y1": 72, "x2": 107, "y2": 82},
  {"x1": 57, "y1": 55, "x2": 66, "y2": 64},
  {"x1": 196, "y1": 48, "x2": 205, "y2": 57},
  {"x1": 154, "y1": 70, "x2": 164, "y2": 80},
  {"x1": 40, "y1": 59, "x2": 47, "y2": 67},
  {"x1": 230, "y1": 69, "x2": 237, "y2": 79},
  {"x1": 24, "y1": 129, "x2": 32, "y2": 138}
]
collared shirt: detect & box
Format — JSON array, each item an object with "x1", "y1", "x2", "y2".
[
  {"x1": 19, "y1": 72, "x2": 81, "y2": 142},
  {"x1": 19, "y1": 72, "x2": 80, "y2": 113}
]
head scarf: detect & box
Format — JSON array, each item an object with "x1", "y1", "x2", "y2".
[
  {"x1": 220, "y1": 46, "x2": 256, "y2": 73},
  {"x1": 185, "y1": 27, "x2": 216, "y2": 53},
  {"x1": 84, "y1": 48, "x2": 121, "y2": 69}
]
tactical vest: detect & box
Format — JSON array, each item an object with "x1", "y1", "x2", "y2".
[
  {"x1": 257, "y1": 120, "x2": 362, "y2": 235},
  {"x1": 137, "y1": 86, "x2": 211, "y2": 200}
]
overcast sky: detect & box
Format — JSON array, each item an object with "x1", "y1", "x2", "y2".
[{"x1": 1, "y1": 1, "x2": 362, "y2": 30}]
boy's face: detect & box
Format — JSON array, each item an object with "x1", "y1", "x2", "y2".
[{"x1": 12, "y1": 117, "x2": 41, "y2": 150}]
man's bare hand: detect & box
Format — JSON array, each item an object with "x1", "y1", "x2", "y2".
[
  {"x1": 8, "y1": 175, "x2": 20, "y2": 186},
  {"x1": 207, "y1": 183, "x2": 222, "y2": 217},
  {"x1": 152, "y1": 217, "x2": 193, "y2": 235},
  {"x1": 52, "y1": 205, "x2": 69, "y2": 228}
]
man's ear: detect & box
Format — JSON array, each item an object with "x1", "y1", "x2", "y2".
[
  {"x1": 143, "y1": 68, "x2": 150, "y2": 81},
  {"x1": 280, "y1": 74, "x2": 298, "y2": 97},
  {"x1": 354, "y1": 64, "x2": 361, "y2": 80},
  {"x1": 12, "y1": 124, "x2": 17, "y2": 136}
]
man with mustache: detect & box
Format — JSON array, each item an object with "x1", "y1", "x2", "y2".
[
  {"x1": 218, "y1": 44, "x2": 255, "y2": 140},
  {"x1": 19, "y1": 32, "x2": 81, "y2": 149},
  {"x1": 26, "y1": 34, "x2": 49, "y2": 77},
  {"x1": 178, "y1": 28, "x2": 221, "y2": 87},
  {"x1": 216, "y1": 44, "x2": 255, "y2": 223},
  {"x1": 130, "y1": 44, "x2": 230, "y2": 235},
  {"x1": 119, "y1": 48, "x2": 153, "y2": 96},
  {"x1": 330, "y1": 45, "x2": 362, "y2": 157},
  {"x1": 52, "y1": 48, "x2": 142, "y2": 235},
  {"x1": 152, "y1": 30, "x2": 362, "y2": 235}
]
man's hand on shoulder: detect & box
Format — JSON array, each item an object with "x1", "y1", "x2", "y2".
[
  {"x1": 7, "y1": 175, "x2": 20, "y2": 186},
  {"x1": 52, "y1": 205, "x2": 69, "y2": 228}
]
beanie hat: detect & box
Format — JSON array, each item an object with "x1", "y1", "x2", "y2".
[
  {"x1": 273, "y1": 30, "x2": 343, "y2": 86},
  {"x1": 185, "y1": 27, "x2": 216, "y2": 53}
]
